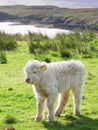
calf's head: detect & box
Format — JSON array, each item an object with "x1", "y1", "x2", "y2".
[{"x1": 24, "y1": 60, "x2": 47, "y2": 85}]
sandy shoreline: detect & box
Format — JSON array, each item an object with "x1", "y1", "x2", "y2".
[{"x1": 0, "y1": 20, "x2": 64, "y2": 30}]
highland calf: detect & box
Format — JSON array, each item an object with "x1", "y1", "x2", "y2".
[{"x1": 24, "y1": 60, "x2": 84, "y2": 122}]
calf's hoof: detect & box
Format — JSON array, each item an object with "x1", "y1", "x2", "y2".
[
  {"x1": 34, "y1": 115, "x2": 43, "y2": 122},
  {"x1": 55, "y1": 110, "x2": 61, "y2": 117},
  {"x1": 48, "y1": 116, "x2": 54, "y2": 122}
]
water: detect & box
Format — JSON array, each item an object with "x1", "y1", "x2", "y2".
[{"x1": 0, "y1": 22, "x2": 71, "y2": 38}]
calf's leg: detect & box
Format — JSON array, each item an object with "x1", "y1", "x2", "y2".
[
  {"x1": 55, "y1": 90, "x2": 70, "y2": 116},
  {"x1": 35, "y1": 97, "x2": 46, "y2": 122},
  {"x1": 47, "y1": 95, "x2": 57, "y2": 122},
  {"x1": 72, "y1": 86, "x2": 82, "y2": 116}
]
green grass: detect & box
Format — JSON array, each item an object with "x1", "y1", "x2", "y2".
[{"x1": 0, "y1": 41, "x2": 98, "y2": 130}]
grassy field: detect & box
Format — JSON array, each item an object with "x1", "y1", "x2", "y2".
[{"x1": 0, "y1": 41, "x2": 98, "y2": 130}]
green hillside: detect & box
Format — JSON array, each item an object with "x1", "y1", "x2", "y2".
[{"x1": 0, "y1": 5, "x2": 98, "y2": 30}]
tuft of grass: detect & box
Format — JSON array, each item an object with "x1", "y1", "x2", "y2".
[
  {"x1": 8, "y1": 87, "x2": 14, "y2": 91},
  {"x1": 4, "y1": 114, "x2": 17, "y2": 124},
  {"x1": 6, "y1": 126, "x2": 15, "y2": 130},
  {"x1": 0, "y1": 51, "x2": 7, "y2": 64},
  {"x1": 0, "y1": 32, "x2": 17, "y2": 51}
]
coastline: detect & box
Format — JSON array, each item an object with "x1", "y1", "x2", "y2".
[
  {"x1": 0, "y1": 6, "x2": 98, "y2": 31},
  {"x1": 0, "y1": 19, "x2": 98, "y2": 33},
  {"x1": 0, "y1": 21, "x2": 72, "y2": 38}
]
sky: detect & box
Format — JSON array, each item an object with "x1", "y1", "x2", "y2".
[{"x1": 0, "y1": 0, "x2": 98, "y2": 8}]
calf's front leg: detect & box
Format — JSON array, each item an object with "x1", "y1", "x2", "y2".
[
  {"x1": 35, "y1": 97, "x2": 46, "y2": 122},
  {"x1": 47, "y1": 95, "x2": 56, "y2": 122}
]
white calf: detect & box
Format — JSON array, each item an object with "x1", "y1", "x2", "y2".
[{"x1": 24, "y1": 60, "x2": 84, "y2": 122}]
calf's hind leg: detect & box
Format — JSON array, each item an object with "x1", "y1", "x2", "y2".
[
  {"x1": 55, "y1": 90, "x2": 70, "y2": 116},
  {"x1": 72, "y1": 86, "x2": 82, "y2": 116}
]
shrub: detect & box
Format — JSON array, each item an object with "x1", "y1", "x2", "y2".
[
  {"x1": 27, "y1": 31, "x2": 98, "y2": 59},
  {"x1": 0, "y1": 32, "x2": 17, "y2": 50},
  {"x1": 4, "y1": 114, "x2": 17, "y2": 124},
  {"x1": 60, "y1": 49, "x2": 72, "y2": 58},
  {"x1": 43, "y1": 57, "x2": 51, "y2": 63},
  {"x1": 0, "y1": 51, "x2": 7, "y2": 64},
  {"x1": 89, "y1": 39, "x2": 98, "y2": 51},
  {"x1": 28, "y1": 32, "x2": 42, "y2": 53}
]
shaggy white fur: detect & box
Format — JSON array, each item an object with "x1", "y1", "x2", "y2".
[{"x1": 24, "y1": 60, "x2": 84, "y2": 122}]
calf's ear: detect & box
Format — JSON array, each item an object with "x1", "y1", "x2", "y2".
[{"x1": 40, "y1": 64, "x2": 48, "y2": 72}]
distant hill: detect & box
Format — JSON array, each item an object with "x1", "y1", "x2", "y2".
[
  {"x1": 0, "y1": 0, "x2": 98, "y2": 8},
  {"x1": 0, "y1": 12, "x2": 16, "y2": 20},
  {"x1": 0, "y1": 5, "x2": 98, "y2": 30}
]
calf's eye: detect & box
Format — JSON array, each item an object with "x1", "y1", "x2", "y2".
[{"x1": 33, "y1": 71, "x2": 36, "y2": 74}]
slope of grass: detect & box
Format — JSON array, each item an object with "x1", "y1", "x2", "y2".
[{"x1": 0, "y1": 41, "x2": 98, "y2": 130}]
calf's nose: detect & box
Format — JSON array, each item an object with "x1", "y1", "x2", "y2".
[{"x1": 25, "y1": 78, "x2": 30, "y2": 83}]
